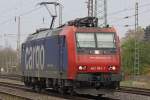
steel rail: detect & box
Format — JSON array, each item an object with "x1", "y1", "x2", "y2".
[
  {"x1": 0, "y1": 81, "x2": 95, "y2": 100},
  {"x1": 117, "y1": 86, "x2": 150, "y2": 96}
]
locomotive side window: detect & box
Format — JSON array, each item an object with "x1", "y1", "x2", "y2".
[
  {"x1": 76, "y1": 33, "x2": 96, "y2": 48},
  {"x1": 96, "y1": 33, "x2": 116, "y2": 48}
]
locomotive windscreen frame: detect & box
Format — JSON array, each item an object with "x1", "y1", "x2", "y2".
[{"x1": 76, "y1": 32, "x2": 116, "y2": 54}]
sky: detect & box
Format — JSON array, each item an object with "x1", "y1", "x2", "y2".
[{"x1": 0, "y1": 0, "x2": 150, "y2": 49}]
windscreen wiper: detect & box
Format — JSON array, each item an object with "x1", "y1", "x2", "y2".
[{"x1": 76, "y1": 40, "x2": 81, "y2": 49}]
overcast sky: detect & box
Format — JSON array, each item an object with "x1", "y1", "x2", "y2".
[{"x1": 0, "y1": 0, "x2": 150, "y2": 49}]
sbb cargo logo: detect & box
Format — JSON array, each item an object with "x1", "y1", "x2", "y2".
[{"x1": 25, "y1": 45, "x2": 45, "y2": 70}]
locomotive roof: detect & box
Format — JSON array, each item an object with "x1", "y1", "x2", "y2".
[{"x1": 25, "y1": 28, "x2": 62, "y2": 42}]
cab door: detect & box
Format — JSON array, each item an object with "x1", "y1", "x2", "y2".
[{"x1": 58, "y1": 35, "x2": 66, "y2": 78}]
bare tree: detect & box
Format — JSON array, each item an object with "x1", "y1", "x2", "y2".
[{"x1": 0, "y1": 47, "x2": 17, "y2": 74}]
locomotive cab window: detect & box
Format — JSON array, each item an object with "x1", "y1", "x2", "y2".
[
  {"x1": 76, "y1": 32, "x2": 116, "y2": 54},
  {"x1": 76, "y1": 33, "x2": 96, "y2": 48},
  {"x1": 96, "y1": 33, "x2": 116, "y2": 49}
]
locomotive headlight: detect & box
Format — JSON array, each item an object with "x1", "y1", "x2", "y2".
[
  {"x1": 108, "y1": 65, "x2": 116, "y2": 71},
  {"x1": 112, "y1": 66, "x2": 116, "y2": 70},
  {"x1": 95, "y1": 50, "x2": 100, "y2": 54},
  {"x1": 79, "y1": 66, "x2": 83, "y2": 70},
  {"x1": 82, "y1": 66, "x2": 87, "y2": 70},
  {"x1": 78, "y1": 66, "x2": 87, "y2": 71}
]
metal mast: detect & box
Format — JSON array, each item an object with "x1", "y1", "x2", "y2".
[
  {"x1": 104, "y1": 0, "x2": 107, "y2": 26},
  {"x1": 17, "y1": 16, "x2": 21, "y2": 66},
  {"x1": 134, "y1": 2, "x2": 140, "y2": 77},
  {"x1": 95, "y1": 0, "x2": 107, "y2": 26},
  {"x1": 59, "y1": 4, "x2": 62, "y2": 26},
  {"x1": 88, "y1": 0, "x2": 94, "y2": 17}
]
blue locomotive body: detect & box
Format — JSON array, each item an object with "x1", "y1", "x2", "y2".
[{"x1": 21, "y1": 30, "x2": 68, "y2": 79}]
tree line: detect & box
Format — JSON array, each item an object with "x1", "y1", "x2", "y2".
[
  {"x1": 0, "y1": 47, "x2": 17, "y2": 73},
  {"x1": 121, "y1": 27, "x2": 150, "y2": 75}
]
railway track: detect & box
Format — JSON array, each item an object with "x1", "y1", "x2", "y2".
[
  {"x1": 1, "y1": 75, "x2": 150, "y2": 99},
  {"x1": 0, "y1": 81, "x2": 82, "y2": 100},
  {"x1": 0, "y1": 81, "x2": 67, "y2": 100},
  {"x1": 0, "y1": 74, "x2": 116, "y2": 99},
  {"x1": 0, "y1": 78, "x2": 118, "y2": 100},
  {"x1": 118, "y1": 86, "x2": 150, "y2": 96},
  {"x1": 0, "y1": 74, "x2": 22, "y2": 81},
  {"x1": 0, "y1": 91, "x2": 32, "y2": 100},
  {"x1": 0, "y1": 81, "x2": 104, "y2": 100}
]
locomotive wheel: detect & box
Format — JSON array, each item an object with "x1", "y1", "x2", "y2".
[
  {"x1": 32, "y1": 84, "x2": 42, "y2": 93},
  {"x1": 115, "y1": 81, "x2": 120, "y2": 89},
  {"x1": 69, "y1": 87, "x2": 76, "y2": 96},
  {"x1": 24, "y1": 82, "x2": 28, "y2": 86},
  {"x1": 111, "y1": 81, "x2": 120, "y2": 89},
  {"x1": 58, "y1": 87, "x2": 65, "y2": 95},
  {"x1": 36, "y1": 85, "x2": 42, "y2": 92},
  {"x1": 32, "y1": 85, "x2": 35, "y2": 90},
  {"x1": 70, "y1": 90, "x2": 76, "y2": 96}
]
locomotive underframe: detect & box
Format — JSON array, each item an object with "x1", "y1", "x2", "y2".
[{"x1": 23, "y1": 72, "x2": 121, "y2": 95}]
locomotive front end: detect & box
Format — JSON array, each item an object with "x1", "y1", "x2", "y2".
[{"x1": 75, "y1": 27, "x2": 121, "y2": 89}]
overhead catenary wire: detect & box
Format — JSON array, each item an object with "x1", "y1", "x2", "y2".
[
  {"x1": 0, "y1": 1, "x2": 150, "y2": 27},
  {"x1": 96, "y1": 2, "x2": 150, "y2": 27},
  {"x1": 0, "y1": 2, "x2": 20, "y2": 18},
  {"x1": 20, "y1": 6, "x2": 43, "y2": 17},
  {"x1": 0, "y1": 18, "x2": 14, "y2": 25},
  {"x1": 108, "y1": 2, "x2": 150, "y2": 17},
  {"x1": 0, "y1": 0, "x2": 38, "y2": 19},
  {"x1": 109, "y1": 7, "x2": 150, "y2": 26},
  {"x1": 0, "y1": 6, "x2": 43, "y2": 26},
  {"x1": 3, "y1": 33, "x2": 28, "y2": 36}
]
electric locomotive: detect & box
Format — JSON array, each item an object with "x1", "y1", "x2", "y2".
[{"x1": 21, "y1": 17, "x2": 121, "y2": 95}]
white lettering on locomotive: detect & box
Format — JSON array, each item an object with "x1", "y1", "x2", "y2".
[{"x1": 25, "y1": 45, "x2": 45, "y2": 70}]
